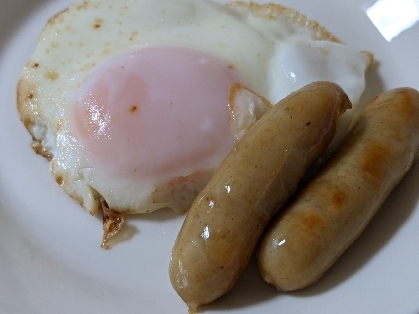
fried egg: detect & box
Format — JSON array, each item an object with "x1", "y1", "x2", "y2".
[{"x1": 17, "y1": 0, "x2": 371, "y2": 243}]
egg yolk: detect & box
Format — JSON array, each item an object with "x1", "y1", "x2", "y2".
[{"x1": 73, "y1": 46, "x2": 242, "y2": 179}]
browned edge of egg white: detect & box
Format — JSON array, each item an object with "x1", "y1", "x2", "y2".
[{"x1": 228, "y1": 2, "x2": 341, "y2": 43}]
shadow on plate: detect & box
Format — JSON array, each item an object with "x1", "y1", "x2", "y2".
[
  {"x1": 0, "y1": 0, "x2": 49, "y2": 47},
  {"x1": 199, "y1": 253, "x2": 280, "y2": 312},
  {"x1": 359, "y1": 59, "x2": 385, "y2": 107},
  {"x1": 98, "y1": 207, "x2": 183, "y2": 248}
]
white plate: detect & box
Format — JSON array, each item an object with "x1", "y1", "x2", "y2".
[{"x1": 1, "y1": 0, "x2": 419, "y2": 313}]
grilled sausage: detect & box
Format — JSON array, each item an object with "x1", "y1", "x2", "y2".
[
  {"x1": 258, "y1": 87, "x2": 419, "y2": 291},
  {"x1": 169, "y1": 81, "x2": 351, "y2": 310}
]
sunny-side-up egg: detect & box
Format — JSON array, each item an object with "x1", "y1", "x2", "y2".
[{"x1": 17, "y1": 0, "x2": 372, "y2": 245}]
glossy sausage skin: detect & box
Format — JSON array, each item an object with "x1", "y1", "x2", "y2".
[
  {"x1": 169, "y1": 82, "x2": 351, "y2": 310},
  {"x1": 258, "y1": 88, "x2": 419, "y2": 291}
]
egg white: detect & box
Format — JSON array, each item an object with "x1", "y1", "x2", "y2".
[{"x1": 17, "y1": 0, "x2": 371, "y2": 219}]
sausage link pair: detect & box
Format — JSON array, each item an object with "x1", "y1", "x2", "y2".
[
  {"x1": 258, "y1": 87, "x2": 419, "y2": 291},
  {"x1": 169, "y1": 81, "x2": 351, "y2": 310}
]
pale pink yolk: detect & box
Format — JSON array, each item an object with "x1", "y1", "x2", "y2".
[{"x1": 74, "y1": 46, "x2": 242, "y2": 179}]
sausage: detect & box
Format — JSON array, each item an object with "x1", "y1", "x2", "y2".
[
  {"x1": 169, "y1": 81, "x2": 351, "y2": 310},
  {"x1": 257, "y1": 87, "x2": 419, "y2": 292}
]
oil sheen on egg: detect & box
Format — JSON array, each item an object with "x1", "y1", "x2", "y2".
[{"x1": 17, "y1": 0, "x2": 372, "y2": 218}]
